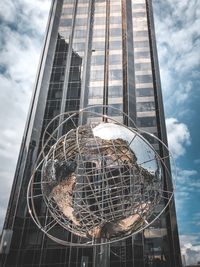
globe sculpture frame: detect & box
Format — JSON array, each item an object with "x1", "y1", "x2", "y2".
[{"x1": 27, "y1": 105, "x2": 175, "y2": 246}]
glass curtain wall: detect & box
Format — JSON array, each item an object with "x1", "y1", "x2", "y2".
[{"x1": 0, "y1": 0, "x2": 182, "y2": 266}]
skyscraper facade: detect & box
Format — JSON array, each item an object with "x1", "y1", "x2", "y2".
[{"x1": 0, "y1": 0, "x2": 182, "y2": 266}]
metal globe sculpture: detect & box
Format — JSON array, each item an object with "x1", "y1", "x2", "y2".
[{"x1": 27, "y1": 106, "x2": 175, "y2": 246}]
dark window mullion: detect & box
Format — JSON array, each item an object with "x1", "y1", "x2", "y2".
[
  {"x1": 121, "y1": 0, "x2": 128, "y2": 125},
  {"x1": 103, "y1": 0, "x2": 110, "y2": 121}
]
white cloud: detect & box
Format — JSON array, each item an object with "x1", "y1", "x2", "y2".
[
  {"x1": 154, "y1": 0, "x2": 200, "y2": 115},
  {"x1": 158, "y1": 1, "x2": 200, "y2": 237},
  {"x1": 0, "y1": 0, "x2": 50, "y2": 34},
  {"x1": 180, "y1": 235, "x2": 200, "y2": 265},
  {"x1": 166, "y1": 118, "x2": 191, "y2": 158},
  {"x1": 0, "y1": 1, "x2": 16, "y2": 23},
  {"x1": 174, "y1": 167, "x2": 198, "y2": 212},
  {"x1": 0, "y1": 0, "x2": 51, "y2": 231},
  {"x1": 176, "y1": 168, "x2": 197, "y2": 184},
  {"x1": 173, "y1": 81, "x2": 193, "y2": 104}
]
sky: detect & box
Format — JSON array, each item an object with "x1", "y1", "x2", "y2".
[{"x1": 0, "y1": 0, "x2": 200, "y2": 265}]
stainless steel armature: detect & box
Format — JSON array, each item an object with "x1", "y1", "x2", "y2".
[{"x1": 27, "y1": 106, "x2": 175, "y2": 246}]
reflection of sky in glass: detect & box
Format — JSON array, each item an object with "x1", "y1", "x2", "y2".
[{"x1": 93, "y1": 123, "x2": 158, "y2": 174}]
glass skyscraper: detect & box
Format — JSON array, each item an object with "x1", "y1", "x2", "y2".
[{"x1": 0, "y1": 0, "x2": 182, "y2": 266}]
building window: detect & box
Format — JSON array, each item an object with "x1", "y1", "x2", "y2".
[
  {"x1": 136, "y1": 75, "x2": 153, "y2": 83},
  {"x1": 137, "y1": 101, "x2": 155, "y2": 112},
  {"x1": 137, "y1": 117, "x2": 157, "y2": 127}
]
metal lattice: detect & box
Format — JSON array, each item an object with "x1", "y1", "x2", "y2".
[{"x1": 27, "y1": 106, "x2": 175, "y2": 246}]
